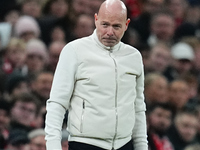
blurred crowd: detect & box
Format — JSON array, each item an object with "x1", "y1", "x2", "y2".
[{"x1": 0, "y1": 0, "x2": 200, "y2": 150}]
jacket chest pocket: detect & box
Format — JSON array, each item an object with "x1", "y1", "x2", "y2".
[{"x1": 125, "y1": 72, "x2": 137, "y2": 81}]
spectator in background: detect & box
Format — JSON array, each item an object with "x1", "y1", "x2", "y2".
[
  {"x1": 14, "y1": 15, "x2": 41, "y2": 42},
  {"x1": 165, "y1": 0, "x2": 188, "y2": 28},
  {"x1": 5, "y1": 129, "x2": 30, "y2": 150},
  {"x1": 185, "y1": 0, "x2": 200, "y2": 27},
  {"x1": 25, "y1": 38, "x2": 48, "y2": 77},
  {"x1": 164, "y1": 42, "x2": 195, "y2": 81},
  {"x1": 9, "y1": 92, "x2": 41, "y2": 132},
  {"x1": 30, "y1": 71, "x2": 53, "y2": 105},
  {"x1": 129, "y1": 0, "x2": 165, "y2": 45},
  {"x1": 72, "y1": 14, "x2": 95, "y2": 40},
  {"x1": 50, "y1": 25, "x2": 66, "y2": 43},
  {"x1": 168, "y1": 79, "x2": 190, "y2": 112},
  {"x1": 42, "y1": 0, "x2": 69, "y2": 19},
  {"x1": 144, "y1": 72, "x2": 169, "y2": 104},
  {"x1": 167, "y1": 108, "x2": 199, "y2": 150},
  {"x1": 28, "y1": 128, "x2": 46, "y2": 150},
  {"x1": 70, "y1": 0, "x2": 91, "y2": 17},
  {"x1": 145, "y1": 42, "x2": 172, "y2": 74},
  {"x1": 1, "y1": 37, "x2": 27, "y2": 75},
  {"x1": 20, "y1": 0, "x2": 43, "y2": 19},
  {"x1": 147, "y1": 102, "x2": 175, "y2": 150},
  {"x1": 147, "y1": 10, "x2": 176, "y2": 47},
  {"x1": 46, "y1": 40, "x2": 66, "y2": 73},
  {"x1": 4, "y1": 73, "x2": 30, "y2": 101}
]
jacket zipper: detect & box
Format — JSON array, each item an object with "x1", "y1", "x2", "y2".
[
  {"x1": 80, "y1": 99, "x2": 85, "y2": 133},
  {"x1": 109, "y1": 50, "x2": 118, "y2": 149}
]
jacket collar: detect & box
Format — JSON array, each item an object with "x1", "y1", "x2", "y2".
[{"x1": 92, "y1": 29, "x2": 121, "y2": 51}]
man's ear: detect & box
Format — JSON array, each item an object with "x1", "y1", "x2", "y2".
[
  {"x1": 94, "y1": 13, "x2": 98, "y2": 27},
  {"x1": 125, "y1": 18, "x2": 131, "y2": 31},
  {"x1": 94, "y1": 13, "x2": 98, "y2": 21}
]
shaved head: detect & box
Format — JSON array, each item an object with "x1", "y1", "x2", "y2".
[
  {"x1": 94, "y1": 0, "x2": 130, "y2": 47},
  {"x1": 98, "y1": 0, "x2": 127, "y2": 21}
]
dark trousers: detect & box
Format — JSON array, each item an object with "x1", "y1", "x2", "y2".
[{"x1": 69, "y1": 140, "x2": 134, "y2": 150}]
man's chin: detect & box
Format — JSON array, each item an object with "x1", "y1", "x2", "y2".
[{"x1": 102, "y1": 41, "x2": 117, "y2": 47}]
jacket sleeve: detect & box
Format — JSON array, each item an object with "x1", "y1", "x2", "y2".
[
  {"x1": 132, "y1": 53, "x2": 148, "y2": 150},
  {"x1": 45, "y1": 43, "x2": 78, "y2": 150}
]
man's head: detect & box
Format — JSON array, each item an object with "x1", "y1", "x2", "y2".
[
  {"x1": 150, "y1": 10, "x2": 175, "y2": 42},
  {"x1": 95, "y1": 0, "x2": 130, "y2": 47},
  {"x1": 7, "y1": 129, "x2": 29, "y2": 150},
  {"x1": 168, "y1": 79, "x2": 190, "y2": 110},
  {"x1": 31, "y1": 71, "x2": 54, "y2": 103},
  {"x1": 174, "y1": 108, "x2": 198, "y2": 142},
  {"x1": 147, "y1": 102, "x2": 175, "y2": 136},
  {"x1": 10, "y1": 92, "x2": 40, "y2": 126},
  {"x1": 148, "y1": 42, "x2": 171, "y2": 73},
  {"x1": 144, "y1": 73, "x2": 169, "y2": 104},
  {"x1": 28, "y1": 128, "x2": 46, "y2": 150}
]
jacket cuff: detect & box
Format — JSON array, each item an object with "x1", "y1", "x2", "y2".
[
  {"x1": 134, "y1": 145, "x2": 148, "y2": 150},
  {"x1": 46, "y1": 139, "x2": 62, "y2": 150}
]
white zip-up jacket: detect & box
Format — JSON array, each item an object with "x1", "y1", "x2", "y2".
[{"x1": 45, "y1": 30, "x2": 148, "y2": 150}]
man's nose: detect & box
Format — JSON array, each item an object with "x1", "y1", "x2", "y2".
[{"x1": 107, "y1": 27, "x2": 114, "y2": 36}]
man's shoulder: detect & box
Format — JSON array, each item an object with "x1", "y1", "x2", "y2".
[
  {"x1": 122, "y1": 42, "x2": 140, "y2": 54},
  {"x1": 62, "y1": 35, "x2": 94, "y2": 54},
  {"x1": 69, "y1": 35, "x2": 93, "y2": 46}
]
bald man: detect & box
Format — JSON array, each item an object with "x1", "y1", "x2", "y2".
[{"x1": 45, "y1": 0, "x2": 148, "y2": 150}]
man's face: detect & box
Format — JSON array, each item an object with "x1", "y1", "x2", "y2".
[
  {"x1": 95, "y1": 9, "x2": 130, "y2": 47},
  {"x1": 176, "y1": 114, "x2": 198, "y2": 142},
  {"x1": 22, "y1": 1, "x2": 42, "y2": 18},
  {"x1": 72, "y1": 0, "x2": 91, "y2": 15},
  {"x1": 11, "y1": 101, "x2": 36, "y2": 126},
  {"x1": 149, "y1": 46, "x2": 171, "y2": 72},
  {"x1": 33, "y1": 73, "x2": 53, "y2": 100},
  {"x1": 148, "y1": 107, "x2": 172, "y2": 134},
  {"x1": 169, "y1": 81, "x2": 189, "y2": 109},
  {"x1": 30, "y1": 135, "x2": 46, "y2": 150},
  {"x1": 151, "y1": 14, "x2": 175, "y2": 41}
]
